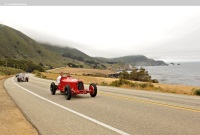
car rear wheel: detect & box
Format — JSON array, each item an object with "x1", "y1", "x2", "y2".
[
  {"x1": 65, "y1": 85, "x2": 72, "y2": 100},
  {"x1": 50, "y1": 82, "x2": 56, "y2": 95},
  {"x1": 89, "y1": 83, "x2": 97, "y2": 97}
]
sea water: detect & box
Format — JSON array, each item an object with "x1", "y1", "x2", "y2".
[{"x1": 139, "y1": 62, "x2": 200, "y2": 86}]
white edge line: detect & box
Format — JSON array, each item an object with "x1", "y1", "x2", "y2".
[{"x1": 11, "y1": 78, "x2": 130, "y2": 135}]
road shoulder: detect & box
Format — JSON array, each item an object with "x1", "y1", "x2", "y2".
[{"x1": 0, "y1": 78, "x2": 38, "y2": 135}]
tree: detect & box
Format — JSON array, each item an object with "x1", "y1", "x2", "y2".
[{"x1": 119, "y1": 71, "x2": 129, "y2": 79}]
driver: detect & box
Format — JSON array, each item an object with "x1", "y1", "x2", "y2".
[
  {"x1": 57, "y1": 72, "x2": 63, "y2": 84},
  {"x1": 67, "y1": 72, "x2": 71, "y2": 77}
]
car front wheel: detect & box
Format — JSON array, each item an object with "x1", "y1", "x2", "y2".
[
  {"x1": 89, "y1": 83, "x2": 97, "y2": 97},
  {"x1": 64, "y1": 85, "x2": 72, "y2": 100},
  {"x1": 50, "y1": 82, "x2": 56, "y2": 95}
]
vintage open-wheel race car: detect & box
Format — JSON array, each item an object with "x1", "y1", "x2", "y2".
[
  {"x1": 16, "y1": 73, "x2": 29, "y2": 82},
  {"x1": 50, "y1": 75, "x2": 97, "y2": 100}
]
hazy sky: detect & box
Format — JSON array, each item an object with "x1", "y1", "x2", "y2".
[{"x1": 0, "y1": 6, "x2": 200, "y2": 62}]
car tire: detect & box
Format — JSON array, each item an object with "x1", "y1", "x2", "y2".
[
  {"x1": 89, "y1": 83, "x2": 97, "y2": 97},
  {"x1": 65, "y1": 85, "x2": 72, "y2": 100},
  {"x1": 26, "y1": 78, "x2": 29, "y2": 82},
  {"x1": 50, "y1": 82, "x2": 56, "y2": 95}
]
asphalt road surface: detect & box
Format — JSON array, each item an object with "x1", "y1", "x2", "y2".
[{"x1": 4, "y1": 75, "x2": 200, "y2": 135}]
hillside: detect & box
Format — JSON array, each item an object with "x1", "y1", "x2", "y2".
[
  {"x1": 41, "y1": 43, "x2": 95, "y2": 61},
  {"x1": 41, "y1": 44, "x2": 107, "y2": 69},
  {"x1": 42, "y1": 44, "x2": 167, "y2": 67},
  {"x1": 111, "y1": 55, "x2": 166, "y2": 66},
  {"x1": 0, "y1": 24, "x2": 166, "y2": 69},
  {"x1": 0, "y1": 24, "x2": 78, "y2": 68},
  {"x1": 96, "y1": 55, "x2": 166, "y2": 66}
]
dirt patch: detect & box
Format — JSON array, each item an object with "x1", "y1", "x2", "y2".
[
  {"x1": 0, "y1": 78, "x2": 38, "y2": 135},
  {"x1": 0, "y1": 75, "x2": 5, "y2": 80}
]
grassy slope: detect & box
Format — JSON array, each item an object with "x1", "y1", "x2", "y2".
[
  {"x1": 0, "y1": 24, "x2": 166, "y2": 69},
  {"x1": 42, "y1": 43, "x2": 94, "y2": 61},
  {"x1": 0, "y1": 25, "x2": 76, "y2": 68},
  {"x1": 41, "y1": 44, "x2": 107, "y2": 69},
  {"x1": 96, "y1": 55, "x2": 167, "y2": 66},
  {"x1": 110, "y1": 55, "x2": 167, "y2": 66},
  {"x1": 0, "y1": 67, "x2": 24, "y2": 75}
]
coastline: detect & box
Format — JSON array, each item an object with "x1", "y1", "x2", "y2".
[{"x1": 141, "y1": 62, "x2": 200, "y2": 87}]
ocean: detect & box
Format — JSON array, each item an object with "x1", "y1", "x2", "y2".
[{"x1": 139, "y1": 62, "x2": 200, "y2": 86}]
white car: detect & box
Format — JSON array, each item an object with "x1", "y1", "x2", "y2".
[{"x1": 17, "y1": 73, "x2": 29, "y2": 82}]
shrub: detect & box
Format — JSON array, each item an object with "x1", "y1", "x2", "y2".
[
  {"x1": 110, "y1": 80, "x2": 121, "y2": 87},
  {"x1": 110, "y1": 78, "x2": 154, "y2": 90},
  {"x1": 140, "y1": 83, "x2": 154, "y2": 88},
  {"x1": 194, "y1": 89, "x2": 200, "y2": 96},
  {"x1": 118, "y1": 78, "x2": 131, "y2": 85},
  {"x1": 151, "y1": 79, "x2": 159, "y2": 83},
  {"x1": 0, "y1": 67, "x2": 24, "y2": 75},
  {"x1": 139, "y1": 83, "x2": 148, "y2": 88},
  {"x1": 101, "y1": 82, "x2": 108, "y2": 86},
  {"x1": 91, "y1": 73, "x2": 107, "y2": 77},
  {"x1": 117, "y1": 68, "x2": 158, "y2": 83},
  {"x1": 33, "y1": 70, "x2": 45, "y2": 78},
  {"x1": 33, "y1": 70, "x2": 41, "y2": 77},
  {"x1": 0, "y1": 58, "x2": 44, "y2": 72},
  {"x1": 130, "y1": 82, "x2": 138, "y2": 88}
]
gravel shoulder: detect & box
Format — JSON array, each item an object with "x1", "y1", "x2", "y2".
[{"x1": 0, "y1": 77, "x2": 38, "y2": 135}]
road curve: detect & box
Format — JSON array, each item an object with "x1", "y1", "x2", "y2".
[{"x1": 4, "y1": 75, "x2": 200, "y2": 135}]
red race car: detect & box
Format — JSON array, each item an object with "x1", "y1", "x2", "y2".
[{"x1": 50, "y1": 75, "x2": 97, "y2": 100}]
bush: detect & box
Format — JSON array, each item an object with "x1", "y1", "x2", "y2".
[
  {"x1": 110, "y1": 80, "x2": 121, "y2": 87},
  {"x1": 91, "y1": 73, "x2": 107, "y2": 77},
  {"x1": 139, "y1": 83, "x2": 148, "y2": 88},
  {"x1": 32, "y1": 70, "x2": 46, "y2": 78},
  {"x1": 151, "y1": 79, "x2": 159, "y2": 83},
  {"x1": 33, "y1": 70, "x2": 41, "y2": 76},
  {"x1": 0, "y1": 58, "x2": 44, "y2": 72},
  {"x1": 118, "y1": 68, "x2": 158, "y2": 83},
  {"x1": 0, "y1": 67, "x2": 24, "y2": 75},
  {"x1": 194, "y1": 89, "x2": 200, "y2": 96},
  {"x1": 110, "y1": 78, "x2": 154, "y2": 90},
  {"x1": 101, "y1": 82, "x2": 108, "y2": 86},
  {"x1": 139, "y1": 83, "x2": 154, "y2": 88},
  {"x1": 130, "y1": 82, "x2": 138, "y2": 88}
]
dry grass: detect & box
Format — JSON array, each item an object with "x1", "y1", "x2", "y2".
[
  {"x1": 0, "y1": 75, "x2": 4, "y2": 80},
  {"x1": 0, "y1": 75, "x2": 10, "y2": 80},
  {"x1": 47, "y1": 67, "x2": 115, "y2": 75},
  {"x1": 42, "y1": 72, "x2": 117, "y2": 85},
  {"x1": 153, "y1": 83, "x2": 198, "y2": 95},
  {"x1": 42, "y1": 68, "x2": 200, "y2": 96}
]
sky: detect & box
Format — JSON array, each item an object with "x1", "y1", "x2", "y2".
[{"x1": 0, "y1": 6, "x2": 200, "y2": 62}]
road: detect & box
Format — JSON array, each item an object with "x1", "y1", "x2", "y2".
[{"x1": 4, "y1": 76, "x2": 200, "y2": 135}]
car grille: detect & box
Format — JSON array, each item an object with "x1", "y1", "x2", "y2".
[{"x1": 78, "y1": 82, "x2": 84, "y2": 90}]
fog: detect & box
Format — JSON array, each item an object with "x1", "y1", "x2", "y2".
[{"x1": 1, "y1": 6, "x2": 200, "y2": 62}]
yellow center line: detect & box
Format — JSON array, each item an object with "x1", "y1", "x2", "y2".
[{"x1": 99, "y1": 91, "x2": 200, "y2": 113}]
